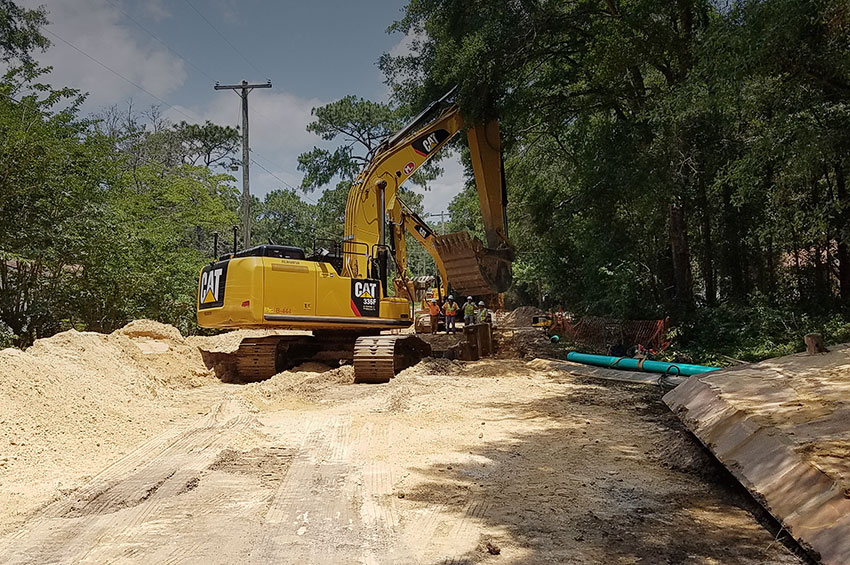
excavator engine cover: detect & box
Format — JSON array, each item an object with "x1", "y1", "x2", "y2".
[{"x1": 434, "y1": 232, "x2": 513, "y2": 296}]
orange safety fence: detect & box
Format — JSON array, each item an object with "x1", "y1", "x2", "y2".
[{"x1": 554, "y1": 314, "x2": 671, "y2": 352}]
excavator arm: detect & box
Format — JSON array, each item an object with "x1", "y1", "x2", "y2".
[{"x1": 342, "y1": 95, "x2": 515, "y2": 297}]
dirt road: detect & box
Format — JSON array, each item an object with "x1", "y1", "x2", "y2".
[{"x1": 0, "y1": 351, "x2": 807, "y2": 564}]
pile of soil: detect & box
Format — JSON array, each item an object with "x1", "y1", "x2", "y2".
[
  {"x1": 188, "y1": 329, "x2": 305, "y2": 354},
  {"x1": 396, "y1": 357, "x2": 465, "y2": 378},
  {"x1": 494, "y1": 327, "x2": 554, "y2": 359},
  {"x1": 501, "y1": 306, "x2": 545, "y2": 328},
  {"x1": 243, "y1": 365, "x2": 355, "y2": 407},
  {"x1": 0, "y1": 320, "x2": 217, "y2": 531}
]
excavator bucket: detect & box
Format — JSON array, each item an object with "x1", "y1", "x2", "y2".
[{"x1": 434, "y1": 232, "x2": 513, "y2": 296}]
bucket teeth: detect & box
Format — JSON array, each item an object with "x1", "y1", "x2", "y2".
[{"x1": 434, "y1": 232, "x2": 512, "y2": 295}]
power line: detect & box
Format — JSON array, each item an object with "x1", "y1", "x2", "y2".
[
  {"x1": 250, "y1": 157, "x2": 318, "y2": 204},
  {"x1": 103, "y1": 1, "x2": 287, "y2": 130},
  {"x1": 104, "y1": 0, "x2": 216, "y2": 83},
  {"x1": 42, "y1": 28, "x2": 202, "y2": 124},
  {"x1": 183, "y1": 0, "x2": 267, "y2": 78}
]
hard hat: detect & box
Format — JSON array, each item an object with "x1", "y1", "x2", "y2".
[
  {"x1": 467, "y1": 296, "x2": 473, "y2": 301},
  {"x1": 478, "y1": 301, "x2": 485, "y2": 306},
  {"x1": 448, "y1": 295, "x2": 453, "y2": 299},
  {"x1": 430, "y1": 298, "x2": 437, "y2": 302}
]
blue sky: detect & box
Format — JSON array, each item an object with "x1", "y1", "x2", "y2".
[{"x1": 15, "y1": 0, "x2": 464, "y2": 214}]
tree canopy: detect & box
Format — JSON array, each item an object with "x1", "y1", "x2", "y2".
[
  {"x1": 4, "y1": 0, "x2": 850, "y2": 361},
  {"x1": 376, "y1": 0, "x2": 850, "y2": 359}
]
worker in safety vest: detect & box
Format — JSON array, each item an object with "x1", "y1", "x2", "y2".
[
  {"x1": 475, "y1": 300, "x2": 490, "y2": 324},
  {"x1": 427, "y1": 299, "x2": 441, "y2": 334},
  {"x1": 463, "y1": 296, "x2": 476, "y2": 326},
  {"x1": 443, "y1": 295, "x2": 459, "y2": 334}
]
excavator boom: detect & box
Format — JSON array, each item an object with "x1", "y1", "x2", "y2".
[{"x1": 345, "y1": 97, "x2": 514, "y2": 298}]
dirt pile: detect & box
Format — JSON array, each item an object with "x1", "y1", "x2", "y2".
[
  {"x1": 494, "y1": 328, "x2": 554, "y2": 359},
  {"x1": 397, "y1": 357, "x2": 465, "y2": 377},
  {"x1": 501, "y1": 306, "x2": 545, "y2": 328},
  {"x1": 0, "y1": 320, "x2": 217, "y2": 531},
  {"x1": 244, "y1": 364, "x2": 355, "y2": 406},
  {"x1": 188, "y1": 329, "x2": 307, "y2": 354}
]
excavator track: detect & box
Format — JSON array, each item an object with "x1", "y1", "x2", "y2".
[
  {"x1": 212, "y1": 333, "x2": 430, "y2": 383},
  {"x1": 353, "y1": 335, "x2": 432, "y2": 384},
  {"x1": 235, "y1": 337, "x2": 281, "y2": 381}
]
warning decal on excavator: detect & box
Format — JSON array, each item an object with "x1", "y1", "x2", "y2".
[
  {"x1": 350, "y1": 278, "x2": 379, "y2": 317},
  {"x1": 199, "y1": 260, "x2": 228, "y2": 309},
  {"x1": 412, "y1": 128, "x2": 451, "y2": 157}
]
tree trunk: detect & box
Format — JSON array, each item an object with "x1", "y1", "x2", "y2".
[
  {"x1": 669, "y1": 203, "x2": 693, "y2": 312},
  {"x1": 720, "y1": 188, "x2": 745, "y2": 301},
  {"x1": 835, "y1": 164, "x2": 850, "y2": 305},
  {"x1": 697, "y1": 183, "x2": 716, "y2": 305}
]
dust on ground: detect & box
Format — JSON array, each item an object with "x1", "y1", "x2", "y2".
[{"x1": 0, "y1": 314, "x2": 810, "y2": 563}]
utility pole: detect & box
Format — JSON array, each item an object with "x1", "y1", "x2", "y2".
[
  {"x1": 426, "y1": 211, "x2": 449, "y2": 234},
  {"x1": 214, "y1": 79, "x2": 271, "y2": 248}
]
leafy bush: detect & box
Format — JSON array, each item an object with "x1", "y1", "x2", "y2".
[
  {"x1": 0, "y1": 321, "x2": 16, "y2": 349},
  {"x1": 664, "y1": 295, "x2": 850, "y2": 365}
]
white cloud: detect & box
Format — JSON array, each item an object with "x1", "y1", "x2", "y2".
[
  {"x1": 409, "y1": 153, "x2": 468, "y2": 216},
  {"x1": 141, "y1": 0, "x2": 171, "y2": 22},
  {"x1": 388, "y1": 31, "x2": 425, "y2": 58},
  {"x1": 18, "y1": 0, "x2": 186, "y2": 108}
]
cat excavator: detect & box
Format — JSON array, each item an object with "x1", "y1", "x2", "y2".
[{"x1": 196, "y1": 89, "x2": 514, "y2": 383}]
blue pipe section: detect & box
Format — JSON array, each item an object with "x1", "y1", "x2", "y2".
[{"x1": 565, "y1": 351, "x2": 719, "y2": 377}]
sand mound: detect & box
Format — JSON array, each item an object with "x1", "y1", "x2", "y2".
[
  {"x1": 501, "y1": 306, "x2": 545, "y2": 328},
  {"x1": 397, "y1": 357, "x2": 465, "y2": 378},
  {"x1": 189, "y1": 329, "x2": 307, "y2": 354},
  {"x1": 245, "y1": 365, "x2": 355, "y2": 406},
  {"x1": 494, "y1": 327, "x2": 553, "y2": 359},
  {"x1": 117, "y1": 319, "x2": 185, "y2": 342},
  {"x1": 0, "y1": 321, "x2": 219, "y2": 527}
]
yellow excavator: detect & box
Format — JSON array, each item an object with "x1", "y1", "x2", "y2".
[{"x1": 196, "y1": 89, "x2": 514, "y2": 382}]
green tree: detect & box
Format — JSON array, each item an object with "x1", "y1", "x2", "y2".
[
  {"x1": 253, "y1": 189, "x2": 317, "y2": 250},
  {"x1": 0, "y1": 0, "x2": 48, "y2": 63}
]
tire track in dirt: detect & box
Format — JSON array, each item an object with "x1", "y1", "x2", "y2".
[
  {"x1": 256, "y1": 415, "x2": 360, "y2": 562},
  {"x1": 254, "y1": 415, "x2": 408, "y2": 563},
  {"x1": 0, "y1": 400, "x2": 254, "y2": 564}
]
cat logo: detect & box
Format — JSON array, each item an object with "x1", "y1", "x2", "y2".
[
  {"x1": 422, "y1": 133, "x2": 439, "y2": 153},
  {"x1": 351, "y1": 278, "x2": 379, "y2": 317},
  {"x1": 412, "y1": 128, "x2": 451, "y2": 157},
  {"x1": 415, "y1": 225, "x2": 430, "y2": 240},
  {"x1": 355, "y1": 281, "x2": 377, "y2": 299},
  {"x1": 199, "y1": 261, "x2": 228, "y2": 309}
]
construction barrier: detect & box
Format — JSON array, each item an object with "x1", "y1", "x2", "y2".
[{"x1": 556, "y1": 315, "x2": 671, "y2": 352}]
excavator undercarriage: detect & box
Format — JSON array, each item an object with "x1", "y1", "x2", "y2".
[{"x1": 221, "y1": 332, "x2": 432, "y2": 383}]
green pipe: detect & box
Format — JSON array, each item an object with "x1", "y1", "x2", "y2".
[{"x1": 565, "y1": 351, "x2": 719, "y2": 376}]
